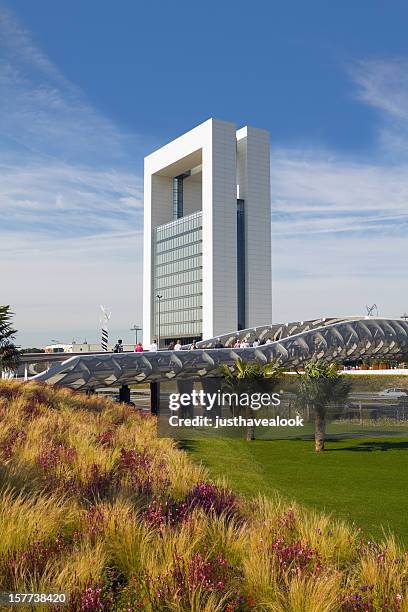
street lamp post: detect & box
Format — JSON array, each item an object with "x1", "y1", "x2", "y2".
[
  {"x1": 156, "y1": 294, "x2": 163, "y2": 349},
  {"x1": 129, "y1": 324, "x2": 142, "y2": 346}
]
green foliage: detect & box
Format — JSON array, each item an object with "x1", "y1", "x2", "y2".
[
  {"x1": 219, "y1": 357, "x2": 282, "y2": 392},
  {"x1": 219, "y1": 358, "x2": 283, "y2": 440},
  {"x1": 0, "y1": 305, "x2": 20, "y2": 371},
  {"x1": 296, "y1": 360, "x2": 352, "y2": 451},
  {"x1": 303, "y1": 360, "x2": 340, "y2": 379},
  {"x1": 296, "y1": 360, "x2": 351, "y2": 417}
]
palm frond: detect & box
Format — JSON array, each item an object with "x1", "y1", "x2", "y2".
[{"x1": 0, "y1": 306, "x2": 19, "y2": 372}]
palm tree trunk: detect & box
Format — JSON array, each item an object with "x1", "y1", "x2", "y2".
[
  {"x1": 315, "y1": 411, "x2": 325, "y2": 452},
  {"x1": 246, "y1": 405, "x2": 255, "y2": 440}
]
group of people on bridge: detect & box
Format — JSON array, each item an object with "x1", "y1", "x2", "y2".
[{"x1": 113, "y1": 336, "x2": 274, "y2": 354}]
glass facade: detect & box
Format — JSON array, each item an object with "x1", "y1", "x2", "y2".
[{"x1": 153, "y1": 211, "x2": 203, "y2": 340}]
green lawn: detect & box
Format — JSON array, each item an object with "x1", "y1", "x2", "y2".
[{"x1": 183, "y1": 436, "x2": 408, "y2": 545}]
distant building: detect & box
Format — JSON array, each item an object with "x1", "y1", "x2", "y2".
[
  {"x1": 44, "y1": 344, "x2": 73, "y2": 354},
  {"x1": 143, "y1": 118, "x2": 272, "y2": 347}
]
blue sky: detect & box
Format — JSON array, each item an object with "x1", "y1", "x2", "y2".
[{"x1": 1, "y1": 1, "x2": 408, "y2": 346}]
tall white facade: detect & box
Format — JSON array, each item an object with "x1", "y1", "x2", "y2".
[{"x1": 143, "y1": 118, "x2": 271, "y2": 347}]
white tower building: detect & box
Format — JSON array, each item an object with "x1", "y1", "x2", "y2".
[{"x1": 143, "y1": 118, "x2": 271, "y2": 347}]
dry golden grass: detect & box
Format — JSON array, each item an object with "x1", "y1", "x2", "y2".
[
  {"x1": 0, "y1": 488, "x2": 75, "y2": 564},
  {"x1": 0, "y1": 379, "x2": 407, "y2": 611}
]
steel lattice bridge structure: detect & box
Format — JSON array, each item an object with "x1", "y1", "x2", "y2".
[{"x1": 32, "y1": 317, "x2": 408, "y2": 391}]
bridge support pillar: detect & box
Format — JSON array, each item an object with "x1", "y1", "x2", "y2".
[
  {"x1": 119, "y1": 384, "x2": 131, "y2": 404},
  {"x1": 150, "y1": 382, "x2": 160, "y2": 415},
  {"x1": 176, "y1": 380, "x2": 194, "y2": 418}
]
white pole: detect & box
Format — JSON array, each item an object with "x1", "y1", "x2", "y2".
[{"x1": 100, "y1": 305, "x2": 111, "y2": 352}]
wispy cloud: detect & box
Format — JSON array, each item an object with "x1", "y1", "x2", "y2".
[
  {"x1": 271, "y1": 150, "x2": 408, "y2": 236},
  {"x1": 3, "y1": 230, "x2": 144, "y2": 347},
  {"x1": 0, "y1": 9, "x2": 145, "y2": 344},
  {"x1": 271, "y1": 58, "x2": 408, "y2": 321},
  {"x1": 353, "y1": 59, "x2": 408, "y2": 122},
  {"x1": 0, "y1": 9, "x2": 136, "y2": 162},
  {"x1": 0, "y1": 8, "x2": 144, "y2": 242},
  {"x1": 271, "y1": 149, "x2": 408, "y2": 321},
  {"x1": 351, "y1": 58, "x2": 408, "y2": 157},
  {"x1": 0, "y1": 162, "x2": 143, "y2": 237}
]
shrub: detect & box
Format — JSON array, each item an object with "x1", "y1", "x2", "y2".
[{"x1": 187, "y1": 482, "x2": 238, "y2": 518}]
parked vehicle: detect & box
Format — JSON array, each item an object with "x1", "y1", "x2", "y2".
[{"x1": 378, "y1": 388, "x2": 408, "y2": 398}]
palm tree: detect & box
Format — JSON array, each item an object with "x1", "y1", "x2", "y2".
[
  {"x1": 0, "y1": 306, "x2": 20, "y2": 374},
  {"x1": 296, "y1": 360, "x2": 351, "y2": 452},
  {"x1": 220, "y1": 358, "x2": 282, "y2": 440}
]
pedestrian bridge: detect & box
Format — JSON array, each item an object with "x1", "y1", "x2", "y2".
[{"x1": 32, "y1": 317, "x2": 408, "y2": 390}]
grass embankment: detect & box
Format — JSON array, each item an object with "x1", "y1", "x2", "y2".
[
  {"x1": 279, "y1": 374, "x2": 408, "y2": 394},
  {"x1": 184, "y1": 437, "x2": 408, "y2": 545},
  {"x1": 1, "y1": 380, "x2": 408, "y2": 611},
  {"x1": 345, "y1": 375, "x2": 408, "y2": 393}
]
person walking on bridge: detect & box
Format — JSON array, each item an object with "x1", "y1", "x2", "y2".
[{"x1": 113, "y1": 339, "x2": 123, "y2": 353}]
